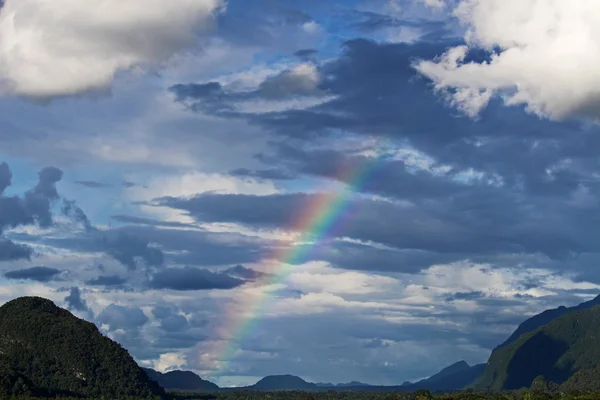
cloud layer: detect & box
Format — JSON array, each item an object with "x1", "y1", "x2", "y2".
[
  {"x1": 415, "y1": 0, "x2": 600, "y2": 120},
  {"x1": 0, "y1": 0, "x2": 223, "y2": 97}
]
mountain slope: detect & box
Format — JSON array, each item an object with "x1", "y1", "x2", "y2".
[
  {"x1": 251, "y1": 375, "x2": 317, "y2": 391},
  {"x1": 143, "y1": 368, "x2": 219, "y2": 392},
  {"x1": 402, "y1": 361, "x2": 486, "y2": 391},
  {"x1": 0, "y1": 296, "x2": 164, "y2": 398},
  {"x1": 476, "y1": 304, "x2": 600, "y2": 390},
  {"x1": 497, "y1": 295, "x2": 600, "y2": 349}
]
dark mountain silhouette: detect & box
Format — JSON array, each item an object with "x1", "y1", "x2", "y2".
[
  {"x1": 476, "y1": 304, "x2": 600, "y2": 390},
  {"x1": 401, "y1": 361, "x2": 485, "y2": 391},
  {"x1": 496, "y1": 294, "x2": 600, "y2": 349},
  {"x1": 0, "y1": 296, "x2": 164, "y2": 398},
  {"x1": 251, "y1": 375, "x2": 317, "y2": 391},
  {"x1": 143, "y1": 368, "x2": 219, "y2": 392},
  {"x1": 336, "y1": 381, "x2": 371, "y2": 387}
]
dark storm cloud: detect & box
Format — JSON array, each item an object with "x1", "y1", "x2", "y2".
[
  {"x1": 64, "y1": 287, "x2": 90, "y2": 313},
  {"x1": 294, "y1": 49, "x2": 318, "y2": 61},
  {"x1": 223, "y1": 265, "x2": 268, "y2": 280},
  {"x1": 4, "y1": 266, "x2": 61, "y2": 282},
  {"x1": 155, "y1": 191, "x2": 591, "y2": 261},
  {"x1": 104, "y1": 231, "x2": 164, "y2": 270},
  {"x1": 86, "y1": 275, "x2": 127, "y2": 287},
  {"x1": 74, "y1": 180, "x2": 113, "y2": 189},
  {"x1": 261, "y1": 143, "x2": 466, "y2": 200},
  {"x1": 444, "y1": 291, "x2": 486, "y2": 302},
  {"x1": 0, "y1": 162, "x2": 11, "y2": 195},
  {"x1": 152, "y1": 306, "x2": 190, "y2": 333},
  {"x1": 0, "y1": 165, "x2": 63, "y2": 231},
  {"x1": 0, "y1": 238, "x2": 33, "y2": 262},
  {"x1": 149, "y1": 267, "x2": 246, "y2": 291},
  {"x1": 97, "y1": 304, "x2": 148, "y2": 329},
  {"x1": 62, "y1": 199, "x2": 95, "y2": 232}
]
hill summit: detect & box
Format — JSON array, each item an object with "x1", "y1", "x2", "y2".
[
  {"x1": 252, "y1": 375, "x2": 316, "y2": 391},
  {"x1": 0, "y1": 296, "x2": 164, "y2": 398}
]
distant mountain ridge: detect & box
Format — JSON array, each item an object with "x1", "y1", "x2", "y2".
[
  {"x1": 143, "y1": 368, "x2": 219, "y2": 392},
  {"x1": 251, "y1": 375, "x2": 317, "y2": 391},
  {"x1": 400, "y1": 361, "x2": 485, "y2": 391}
]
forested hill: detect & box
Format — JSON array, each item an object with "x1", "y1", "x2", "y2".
[
  {"x1": 495, "y1": 294, "x2": 600, "y2": 350},
  {"x1": 477, "y1": 304, "x2": 600, "y2": 390},
  {"x1": 0, "y1": 296, "x2": 164, "y2": 398},
  {"x1": 143, "y1": 368, "x2": 219, "y2": 392}
]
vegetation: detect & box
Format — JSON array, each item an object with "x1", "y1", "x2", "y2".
[
  {"x1": 476, "y1": 304, "x2": 600, "y2": 390},
  {"x1": 144, "y1": 368, "x2": 220, "y2": 392},
  {"x1": 0, "y1": 296, "x2": 164, "y2": 399}
]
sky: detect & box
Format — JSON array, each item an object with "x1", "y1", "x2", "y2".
[{"x1": 3, "y1": 0, "x2": 600, "y2": 388}]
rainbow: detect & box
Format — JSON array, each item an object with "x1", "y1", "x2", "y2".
[{"x1": 206, "y1": 147, "x2": 388, "y2": 377}]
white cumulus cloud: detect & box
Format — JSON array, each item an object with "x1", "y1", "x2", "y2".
[
  {"x1": 414, "y1": 0, "x2": 600, "y2": 120},
  {"x1": 0, "y1": 0, "x2": 223, "y2": 98}
]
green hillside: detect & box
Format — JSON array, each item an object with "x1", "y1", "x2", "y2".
[
  {"x1": 0, "y1": 296, "x2": 164, "y2": 398},
  {"x1": 476, "y1": 304, "x2": 600, "y2": 390}
]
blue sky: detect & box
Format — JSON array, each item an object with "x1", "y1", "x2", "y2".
[{"x1": 2, "y1": 0, "x2": 600, "y2": 388}]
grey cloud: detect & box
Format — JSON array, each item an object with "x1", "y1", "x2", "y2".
[
  {"x1": 258, "y1": 66, "x2": 323, "y2": 99},
  {"x1": 0, "y1": 238, "x2": 33, "y2": 262},
  {"x1": 62, "y1": 199, "x2": 95, "y2": 232},
  {"x1": 64, "y1": 287, "x2": 90, "y2": 313},
  {"x1": 229, "y1": 168, "x2": 296, "y2": 181},
  {"x1": 294, "y1": 49, "x2": 318, "y2": 61},
  {"x1": 0, "y1": 162, "x2": 11, "y2": 195},
  {"x1": 444, "y1": 291, "x2": 486, "y2": 302},
  {"x1": 0, "y1": 164, "x2": 65, "y2": 232},
  {"x1": 149, "y1": 267, "x2": 246, "y2": 291},
  {"x1": 223, "y1": 265, "x2": 268, "y2": 280},
  {"x1": 4, "y1": 266, "x2": 61, "y2": 282},
  {"x1": 86, "y1": 275, "x2": 127, "y2": 287},
  {"x1": 111, "y1": 214, "x2": 196, "y2": 228},
  {"x1": 97, "y1": 304, "x2": 148, "y2": 329},
  {"x1": 74, "y1": 180, "x2": 113, "y2": 189},
  {"x1": 152, "y1": 306, "x2": 190, "y2": 333},
  {"x1": 104, "y1": 232, "x2": 164, "y2": 270}
]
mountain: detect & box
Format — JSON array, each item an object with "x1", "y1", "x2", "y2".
[
  {"x1": 251, "y1": 375, "x2": 317, "y2": 391},
  {"x1": 476, "y1": 304, "x2": 600, "y2": 390},
  {"x1": 0, "y1": 296, "x2": 164, "y2": 398},
  {"x1": 336, "y1": 381, "x2": 371, "y2": 387},
  {"x1": 496, "y1": 294, "x2": 600, "y2": 349},
  {"x1": 143, "y1": 368, "x2": 219, "y2": 392},
  {"x1": 401, "y1": 361, "x2": 486, "y2": 391}
]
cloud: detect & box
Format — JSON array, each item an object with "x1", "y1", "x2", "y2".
[
  {"x1": 229, "y1": 168, "x2": 296, "y2": 181},
  {"x1": 86, "y1": 275, "x2": 127, "y2": 287},
  {"x1": 64, "y1": 287, "x2": 90, "y2": 313},
  {"x1": 0, "y1": 0, "x2": 224, "y2": 98},
  {"x1": 0, "y1": 162, "x2": 11, "y2": 195},
  {"x1": 149, "y1": 267, "x2": 246, "y2": 291},
  {"x1": 62, "y1": 199, "x2": 95, "y2": 232},
  {"x1": 74, "y1": 180, "x2": 114, "y2": 189},
  {"x1": 97, "y1": 304, "x2": 148, "y2": 330},
  {"x1": 4, "y1": 266, "x2": 61, "y2": 282},
  {"x1": 0, "y1": 238, "x2": 33, "y2": 261},
  {"x1": 414, "y1": 0, "x2": 600, "y2": 120},
  {"x1": 223, "y1": 265, "x2": 268, "y2": 280},
  {"x1": 104, "y1": 232, "x2": 164, "y2": 270},
  {"x1": 257, "y1": 63, "x2": 323, "y2": 99}
]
